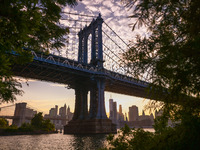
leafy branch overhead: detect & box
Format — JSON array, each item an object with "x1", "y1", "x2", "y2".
[{"x1": 0, "y1": 0, "x2": 77, "y2": 103}]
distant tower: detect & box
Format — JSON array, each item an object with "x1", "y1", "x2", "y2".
[
  {"x1": 118, "y1": 105, "x2": 124, "y2": 121},
  {"x1": 55, "y1": 105, "x2": 58, "y2": 116},
  {"x1": 125, "y1": 113, "x2": 128, "y2": 122},
  {"x1": 49, "y1": 105, "x2": 58, "y2": 117},
  {"x1": 142, "y1": 110, "x2": 145, "y2": 116},
  {"x1": 150, "y1": 113, "x2": 154, "y2": 121},
  {"x1": 128, "y1": 105, "x2": 138, "y2": 121},
  {"x1": 66, "y1": 106, "x2": 73, "y2": 121},
  {"x1": 67, "y1": 106, "x2": 70, "y2": 115},
  {"x1": 109, "y1": 98, "x2": 113, "y2": 120},
  {"x1": 119, "y1": 105, "x2": 122, "y2": 115},
  {"x1": 59, "y1": 104, "x2": 67, "y2": 117},
  {"x1": 113, "y1": 102, "x2": 117, "y2": 124}
]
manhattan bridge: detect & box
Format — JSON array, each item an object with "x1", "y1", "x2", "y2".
[{"x1": 7, "y1": 12, "x2": 152, "y2": 134}]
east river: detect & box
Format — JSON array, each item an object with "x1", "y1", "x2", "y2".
[
  {"x1": 0, "y1": 129, "x2": 154, "y2": 150},
  {"x1": 0, "y1": 133, "x2": 107, "y2": 150}
]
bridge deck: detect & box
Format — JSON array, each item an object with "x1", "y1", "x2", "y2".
[{"x1": 11, "y1": 52, "x2": 150, "y2": 99}]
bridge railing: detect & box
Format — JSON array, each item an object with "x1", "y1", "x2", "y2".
[
  {"x1": 31, "y1": 50, "x2": 101, "y2": 73},
  {"x1": 30, "y1": 50, "x2": 148, "y2": 87}
]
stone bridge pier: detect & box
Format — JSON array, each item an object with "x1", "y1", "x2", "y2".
[{"x1": 64, "y1": 78, "x2": 116, "y2": 134}]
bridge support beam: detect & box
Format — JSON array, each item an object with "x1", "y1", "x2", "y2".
[
  {"x1": 64, "y1": 79, "x2": 116, "y2": 134},
  {"x1": 89, "y1": 85, "x2": 98, "y2": 119},
  {"x1": 96, "y1": 79, "x2": 107, "y2": 119}
]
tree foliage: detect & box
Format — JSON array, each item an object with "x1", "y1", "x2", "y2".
[
  {"x1": 31, "y1": 112, "x2": 55, "y2": 131},
  {"x1": 123, "y1": 0, "x2": 200, "y2": 104},
  {"x1": 0, "y1": 0, "x2": 77, "y2": 103},
  {"x1": 103, "y1": 119, "x2": 200, "y2": 150},
  {"x1": 0, "y1": 118, "x2": 9, "y2": 128},
  {"x1": 102, "y1": 124, "x2": 154, "y2": 150},
  {"x1": 105, "y1": 0, "x2": 200, "y2": 149},
  {"x1": 31, "y1": 112, "x2": 44, "y2": 129}
]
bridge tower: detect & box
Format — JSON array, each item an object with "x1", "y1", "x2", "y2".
[
  {"x1": 77, "y1": 14, "x2": 104, "y2": 68},
  {"x1": 64, "y1": 14, "x2": 116, "y2": 134},
  {"x1": 12, "y1": 103, "x2": 27, "y2": 127}
]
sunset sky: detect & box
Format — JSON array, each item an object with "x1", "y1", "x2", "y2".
[{"x1": 1, "y1": 0, "x2": 153, "y2": 117}]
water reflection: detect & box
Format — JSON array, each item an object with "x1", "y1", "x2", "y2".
[
  {"x1": 0, "y1": 133, "x2": 108, "y2": 150},
  {"x1": 72, "y1": 134, "x2": 107, "y2": 150}
]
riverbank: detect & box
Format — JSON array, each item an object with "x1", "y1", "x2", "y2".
[{"x1": 0, "y1": 128, "x2": 58, "y2": 136}]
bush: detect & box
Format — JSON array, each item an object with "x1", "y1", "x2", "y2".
[
  {"x1": 18, "y1": 123, "x2": 33, "y2": 132},
  {"x1": 0, "y1": 118, "x2": 9, "y2": 128}
]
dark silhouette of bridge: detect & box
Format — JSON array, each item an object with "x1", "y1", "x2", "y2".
[{"x1": 10, "y1": 14, "x2": 151, "y2": 134}]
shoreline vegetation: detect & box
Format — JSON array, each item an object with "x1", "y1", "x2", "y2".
[
  {"x1": 0, "y1": 128, "x2": 58, "y2": 136},
  {"x1": 0, "y1": 112, "x2": 56, "y2": 136}
]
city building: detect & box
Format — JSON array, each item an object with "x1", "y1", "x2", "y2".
[
  {"x1": 129, "y1": 105, "x2": 139, "y2": 121},
  {"x1": 49, "y1": 105, "x2": 58, "y2": 117},
  {"x1": 138, "y1": 110, "x2": 154, "y2": 122},
  {"x1": 67, "y1": 106, "x2": 73, "y2": 121},
  {"x1": 113, "y1": 101, "x2": 117, "y2": 124},
  {"x1": 44, "y1": 104, "x2": 73, "y2": 131},
  {"x1": 125, "y1": 113, "x2": 128, "y2": 121},
  {"x1": 59, "y1": 104, "x2": 66, "y2": 117},
  {"x1": 109, "y1": 98, "x2": 114, "y2": 120},
  {"x1": 118, "y1": 105, "x2": 124, "y2": 121}
]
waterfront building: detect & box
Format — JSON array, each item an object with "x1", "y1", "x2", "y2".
[
  {"x1": 138, "y1": 110, "x2": 154, "y2": 122},
  {"x1": 44, "y1": 104, "x2": 73, "y2": 131}
]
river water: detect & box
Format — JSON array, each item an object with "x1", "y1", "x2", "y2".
[
  {"x1": 0, "y1": 133, "x2": 107, "y2": 150},
  {"x1": 0, "y1": 129, "x2": 154, "y2": 150}
]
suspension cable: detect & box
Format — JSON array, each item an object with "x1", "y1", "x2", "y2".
[
  {"x1": 61, "y1": 12, "x2": 96, "y2": 18},
  {"x1": 102, "y1": 30, "x2": 126, "y2": 53},
  {"x1": 102, "y1": 43, "x2": 125, "y2": 64},
  {"x1": 0, "y1": 104, "x2": 15, "y2": 109},
  {"x1": 103, "y1": 21, "x2": 130, "y2": 48},
  {"x1": 61, "y1": 18, "x2": 92, "y2": 23}
]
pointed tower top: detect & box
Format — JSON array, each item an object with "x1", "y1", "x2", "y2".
[{"x1": 142, "y1": 110, "x2": 145, "y2": 116}]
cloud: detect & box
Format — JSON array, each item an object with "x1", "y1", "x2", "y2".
[
  {"x1": 102, "y1": 1, "x2": 114, "y2": 8},
  {"x1": 48, "y1": 83, "x2": 66, "y2": 87},
  {"x1": 85, "y1": 5, "x2": 98, "y2": 12},
  {"x1": 99, "y1": 7, "x2": 112, "y2": 17}
]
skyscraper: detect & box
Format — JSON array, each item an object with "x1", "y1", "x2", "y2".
[
  {"x1": 113, "y1": 101, "x2": 117, "y2": 124},
  {"x1": 67, "y1": 106, "x2": 73, "y2": 121},
  {"x1": 118, "y1": 104, "x2": 124, "y2": 121},
  {"x1": 59, "y1": 104, "x2": 66, "y2": 117},
  {"x1": 119, "y1": 105, "x2": 122, "y2": 114},
  {"x1": 109, "y1": 98, "x2": 113, "y2": 120},
  {"x1": 49, "y1": 105, "x2": 58, "y2": 117},
  {"x1": 129, "y1": 105, "x2": 138, "y2": 121}
]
